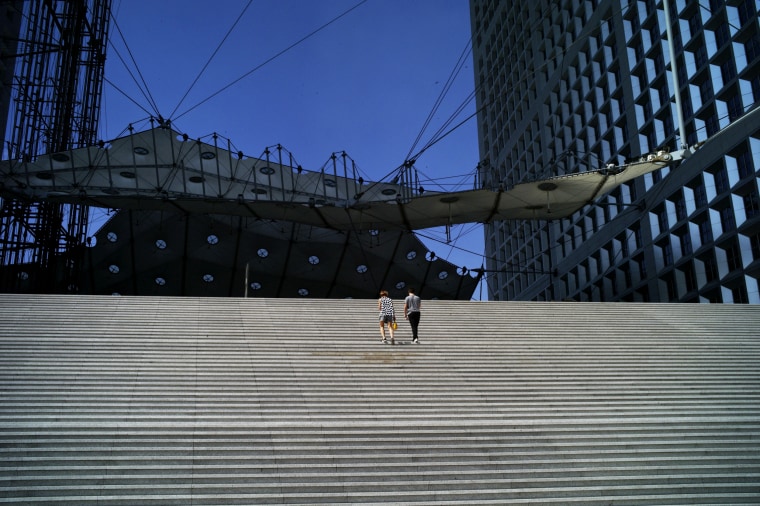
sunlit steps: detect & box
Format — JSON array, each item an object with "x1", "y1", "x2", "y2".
[{"x1": 0, "y1": 294, "x2": 759, "y2": 505}]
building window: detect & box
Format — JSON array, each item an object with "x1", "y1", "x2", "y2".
[
  {"x1": 750, "y1": 232, "x2": 760, "y2": 259},
  {"x1": 699, "y1": 220, "x2": 714, "y2": 244},
  {"x1": 653, "y1": 51, "x2": 665, "y2": 75},
  {"x1": 677, "y1": 60, "x2": 689, "y2": 88},
  {"x1": 699, "y1": 80, "x2": 714, "y2": 103},
  {"x1": 746, "y1": 34, "x2": 760, "y2": 64},
  {"x1": 737, "y1": 150, "x2": 754, "y2": 179},
  {"x1": 634, "y1": 41, "x2": 645, "y2": 62},
  {"x1": 666, "y1": 273, "x2": 677, "y2": 300},
  {"x1": 726, "y1": 243, "x2": 741, "y2": 271},
  {"x1": 676, "y1": 195, "x2": 688, "y2": 221},
  {"x1": 720, "y1": 206, "x2": 737, "y2": 232},
  {"x1": 720, "y1": 60, "x2": 737, "y2": 85},
  {"x1": 694, "y1": 45, "x2": 707, "y2": 68},
  {"x1": 706, "y1": 114, "x2": 720, "y2": 136},
  {"x1": 732, "y1": 285, "x2": 749, "y2": 304},
  {"x1": 624, "y1": 267, "x2": 632, "y2": 287},
  {"x1": 657, "y1": 85, "x2": 669, "y2": 112},
  {"x1": 695, "y1": 182, "x2": 708, "y2": 206},
  {"x1": 715, "y1": 167, "x2": 730, "y2": 193},
  {"x1": 687, "y1": 128, "x2": 698, "y2": 146},
  {"x1": 714, "y1": 23, "x2": 730, "y2": 48},
  {"x1": 738, "y1": 0, "x2": 757, "y2": 26},
  {"x1": 684, "y1": 262, "x2": 697, "y2": 292},
  {"x1": 637, "y1": 255, "x2": 647, "y2": 279},
  {"x1": 647, "y1": 130, "x2": 658, "y2": 153},
  {"x1": 704, "y1": 255, "x2": 719, "y2": 282},
  {"x1": 680, "y1": 233, "x2": 693, "y2": 256},
  {"x1": 743, "y1": 192, "x2": 760, "y2": 218},
  {"x1": 658, "y1": 207, "x2": 669, "y2": 234}
]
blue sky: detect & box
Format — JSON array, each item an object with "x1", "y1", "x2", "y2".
[{"x1": 103, "y1": 0, "x2": 487, "y2": 298}]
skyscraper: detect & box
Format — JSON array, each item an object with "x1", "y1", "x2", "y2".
[{"x1": 470, "y1": 0, "x2": 760, "y2": 302}]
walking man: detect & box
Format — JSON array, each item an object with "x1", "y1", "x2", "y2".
[{"x1": 403, "y1": 287, "x2": 421, "y2": 344}]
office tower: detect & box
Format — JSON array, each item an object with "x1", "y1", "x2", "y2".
[{"x1": 470, "y1": 0, "x2": 760, "y2": 302}]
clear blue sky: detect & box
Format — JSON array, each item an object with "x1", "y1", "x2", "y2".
[{"x1": 103, "y1": 0, "x2": 487, "y2": 298}]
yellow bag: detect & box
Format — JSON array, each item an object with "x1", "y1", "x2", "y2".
[{"x1": 391, "y1": 321, "x2": 398, "y2": 330}]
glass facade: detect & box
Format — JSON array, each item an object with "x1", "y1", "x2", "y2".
[{"x1": 470, "y1": 0, "x2": 760, "y2": 303}]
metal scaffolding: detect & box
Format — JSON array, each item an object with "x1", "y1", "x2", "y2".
[{"x1": 0, "y1": 0, "x2": 110, "y2": 293}]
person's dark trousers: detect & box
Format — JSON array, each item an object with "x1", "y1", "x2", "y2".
[{"x1": 407, "y1": 312, "x2": 421, "y2": 340}]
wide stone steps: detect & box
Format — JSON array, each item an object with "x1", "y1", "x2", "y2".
[{"x1": 0, "y1": 294, "x2": 759, "y2": 504}]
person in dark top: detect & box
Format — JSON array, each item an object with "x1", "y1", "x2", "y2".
[{"x1": 403, "y1": 287, "x2": 421, "y2": 344}]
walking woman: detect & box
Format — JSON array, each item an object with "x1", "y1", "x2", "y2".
[{"x1": 378, "y1": 290, "x2": 396, "y2": 344}]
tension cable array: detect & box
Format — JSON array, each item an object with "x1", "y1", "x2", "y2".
[{"x1": 173, "y1": 0, "x2": 370, "y2": 122}]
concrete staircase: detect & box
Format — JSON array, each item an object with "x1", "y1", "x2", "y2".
[{"x1": 0, "y1": 293, "x2": 759, "y2": 505}]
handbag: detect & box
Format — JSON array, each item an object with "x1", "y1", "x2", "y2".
[{"x1": 391, "y1": 320, "x2": 398, "y2": 330}]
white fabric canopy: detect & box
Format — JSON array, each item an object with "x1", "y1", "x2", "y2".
[{"x1": 0, "y1": 126, "x2": 674, "y2": 230}]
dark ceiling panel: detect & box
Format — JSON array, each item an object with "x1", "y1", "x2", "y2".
[{"x1": 81, "y1": 209, "x2": 479, "y2": 300}]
